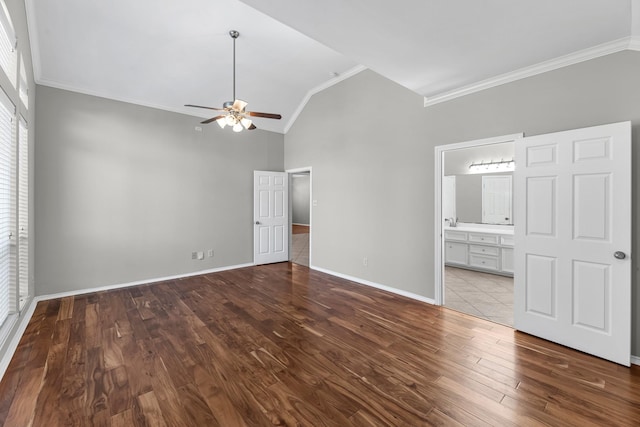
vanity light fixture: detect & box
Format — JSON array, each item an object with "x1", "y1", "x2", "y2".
[{"x1": 469, "y1": 159, "x2": 515, "y2": 174}]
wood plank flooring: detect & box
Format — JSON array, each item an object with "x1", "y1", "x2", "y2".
[{"x1": 1, "y1": 262, "x2": 639, "y2": 426}]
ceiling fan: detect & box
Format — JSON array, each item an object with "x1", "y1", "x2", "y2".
[{"x1": 185, "y1": 30, "x2": 282, "y2": 132}]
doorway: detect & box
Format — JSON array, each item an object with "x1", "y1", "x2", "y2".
[
  {"x1": 287, "y1": 168, "x2": 312, "y2": 266},
  {"x1": 435, "y1": 134, "x2": 522, "y2": 326}
]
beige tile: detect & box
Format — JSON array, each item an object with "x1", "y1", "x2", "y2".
[{"x1": 445, "y1": 267, "x2": 513, "y2": 326}]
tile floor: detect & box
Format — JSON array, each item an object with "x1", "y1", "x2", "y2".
[
  {"x1": 444, "y1": 266, "x2": 513, "y2": 326},
  {"x1": 291, "y1": 231, "x2": 309, "y2": 266}
]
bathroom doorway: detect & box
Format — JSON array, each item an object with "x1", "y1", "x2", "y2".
[{"x1": 435, "y1": 134, "x2": 522, "y2": 326}]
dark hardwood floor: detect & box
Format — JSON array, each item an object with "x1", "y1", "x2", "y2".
[
  {"x1": 292, "y1": 224, "x2": 309, "y2": 235},
  {"x1": 1, "y1": 263, "x2": 639, "y2": 426}
]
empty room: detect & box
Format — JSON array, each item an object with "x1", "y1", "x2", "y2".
[{"x1": 0, "y1": 0, "x2": 639, "y2": 425}]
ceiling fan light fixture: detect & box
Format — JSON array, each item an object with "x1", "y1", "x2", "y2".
[
  {"x1": 185, "y1": 29, "x2": 281, "y2": 133},
  {"x1": 240, "y1": 117, "x2": 252, "y2": 129},
  {"x1": 225, "y1": 114, "x2": 237, "y2": 126}
]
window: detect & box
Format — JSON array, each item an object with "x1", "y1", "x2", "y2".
[
  {"x1": 0, "y1": 89, "x2": 14, "y2": 326},
  {"x1": 0, "y1": 1, "x2": 15, "y2": 87},
  {"x1": 18, "y1": 56, "x2": 26, "y2": 108},
  {"x1": 17, "y1": 117, "x2": 26, "y2": 307},
  {"x1": 0, "y1": 0, "x2": 28, "y2": 330}
]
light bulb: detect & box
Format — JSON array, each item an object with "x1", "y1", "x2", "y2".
[
  {"x1": 233, "y1": 123, "x2": 243, "y2": 132},
  {"x1": 240, "y1": 117, "x2": 252, "y2": 129},
  {"x1": 225, "y1": 114, "x2": 236, "y2": 126},
  {"x1": 217, "y1": 119, "x2": 226, "y2": 129}
]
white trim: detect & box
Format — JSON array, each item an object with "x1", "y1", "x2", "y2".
[
  {"x1": 434, "y1": 133, "x2": 523, "y2": 306},
  {"x1": 292, "y1": 223, "x2": 310, "y2": 227},
  {"x1": 311, "y1": 266, "x2": 436, "y2": 305},
  {"x1": 36, "y1": 77, "x2": 214, "y2": 122},
  {"x1": 283, "y1": 65, "x2": 367, "y2": 134},
  {"x1": 36, "y1": 66, "x2": 367, "y2": 136},
  {"x1": 424, "y1": 37, "x2": 636, "y2": 107},
  {"x1": 0, "y1": 297, "x2": 36, "y2": 381},
  {"x1": 24, "y1": 0, "x2": 41, "y2": 83},
  {"x1": 286, "y1": 166, "x2": 312, "y2": 266},
  {"x1": 36, "y1": 263, "x2": 253, "y2": 301},
  {"x1": 631, "y1": 355, "x2": 640, "y2": 366}
]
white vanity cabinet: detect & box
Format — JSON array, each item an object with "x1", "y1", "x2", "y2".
[
  {"x1": 445, "y1": 241, "x2": 468, "y2": 265},
  {"x1": 444, "y1": 228, "x2": 513, "y2": 276}
]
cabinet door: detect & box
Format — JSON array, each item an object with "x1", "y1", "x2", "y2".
[
  {"x1": 501, "y1": 247, "x2": 514, "y2": 274},
  {"x1": 445, "y1": 242, "x2": 467, "y2": 265}
]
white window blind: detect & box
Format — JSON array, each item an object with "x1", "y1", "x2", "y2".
[
  {"x1": 0, "y1": 89, "x2": 14, "y2": 326},
  {"x1": 0, "y1": 1, "x2": 15, "y2": 88},
  {"x1": 17, "y1": 116, "x2": 26, "y2": 307},
  {"x1": 18, "y1": 56, "x2": 26, "y2": 108}
]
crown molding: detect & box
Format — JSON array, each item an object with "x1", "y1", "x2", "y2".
[
  {"x1": 424, "y1": 37, "x2": 637, "y2": 107},
  {"x1": 283, "y1": 65, "x2": 367, "y2": 134}
]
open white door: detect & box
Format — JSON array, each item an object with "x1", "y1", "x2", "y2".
[
  {"x1": 514, "y1": 122, "x2": 631, "y2": 366},
  {"x1": 254, "y1": 171, "x2": 289, "y2": 265}
]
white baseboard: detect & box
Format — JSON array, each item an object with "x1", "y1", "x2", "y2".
[
  {"x1": 36, "y1": 263, "x2": 254, "y2": 301},
  {"x1": 292, "y1": 223, "x2": 310, "y2": 227},
  {"x1": 631, "y1": 355, "x2": 640, "y2": 366},
  {"x1": 0, "y1": 297, "x2": 38, "y2": 380},
  {"x1": 310, "y1": 265, "x2": 436, "y2": 305}
]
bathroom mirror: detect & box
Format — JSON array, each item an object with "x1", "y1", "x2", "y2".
[{"x1": 443, "y1": 141, "x2": 515, "y2": 226}]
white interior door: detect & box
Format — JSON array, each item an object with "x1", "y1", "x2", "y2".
[
  {"x1": 514, "y1": 121, "x2": 631, "y2": 366},
  {"x1": 254, "y1": 171, "x2": 289, "y2": 265},
  {"x1": 442, "y1": 175, "x2": 456, "y2": 221},
  {"x1": 482, "y1": 175, "x2": 512, "y2": 224}
]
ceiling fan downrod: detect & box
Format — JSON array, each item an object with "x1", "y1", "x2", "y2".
[{"x1": 230, "y1": 30, "x2": 239, "y2": 106}]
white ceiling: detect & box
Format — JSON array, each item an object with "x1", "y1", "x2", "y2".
[{"x1": 26, "y1": 1, "x2": 637, "y2": 134}]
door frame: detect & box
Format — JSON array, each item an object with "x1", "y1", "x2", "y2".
[
  {"x1": 434, "y1": 133, "x2": 523, "y2": 305},
  {"x1": 286, "y1": 167, "x2": 312, "y2": 266}
]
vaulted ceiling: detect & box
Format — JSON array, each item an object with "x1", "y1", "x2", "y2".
[{"x1": 26, "y1": 0, "x2": 638, "y2": 133}]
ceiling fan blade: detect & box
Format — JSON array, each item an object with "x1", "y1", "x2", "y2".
[
  {"x1": 201, "y1": 115, "x2": 225, "y2": 124},
  {"x1": 246, "y1": 111, "x2": 282, "y2": 120},
  {"x1": 185, "y1": 104, "x2": 224, "y2": 111},
  {"x1": 232, "y1": 99, "x2": 248, "y2": 112},
  {"x1": 248, "y1": 124, "x2": 257, "y2": 130}
]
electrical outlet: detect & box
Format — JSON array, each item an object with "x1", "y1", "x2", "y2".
[
  {"x1": 191, "y1": 252, "x2": 198, "y2": 260},
  {"x1": 197, "y1": 251, "x2": 204, "y2": 260},
  {"x1": 207, "y1": 249, "x2": 214, "y2": 257},
  {"x1": 363, "y1": 257, "x2": 368, "y2": 266},
  {"x1": 313, "y1": 199, "x2": 318, "y2": 207}
]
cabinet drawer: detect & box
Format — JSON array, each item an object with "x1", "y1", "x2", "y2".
[
  {"x1": 469, "y1": 244, "x2": 499, "y2": 256},
  {"x1": 468, "y1": 233, "x2": 499, "y2": 245},
  {"x1": 469, "y1": 254, "x2": 499, "y2": 270},
  {"x1": 444, "y1": 230, "x2": 467, "y2": 241},
  {"x1": 501, "y1": 235, "x2": 514, "y2": 246}
]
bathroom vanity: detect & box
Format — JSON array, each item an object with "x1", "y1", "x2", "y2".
[{"x1": 444, "y1": 224, "x2": 514, "y2": 276}]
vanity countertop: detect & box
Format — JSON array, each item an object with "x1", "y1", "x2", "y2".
[{"x1": 444, "y1": 224, "x2": 514, "y2": 235}]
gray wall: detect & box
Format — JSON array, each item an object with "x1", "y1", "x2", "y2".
[
  {"x1": 292, "y1": 174, "x2": 310, "y2": 225},
  {"x1": 35, "y1": 86, "x2": 284, "y2": 295},
  {"x1": 284, "y1": 51, "x2": 640, "y2": 356}
]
